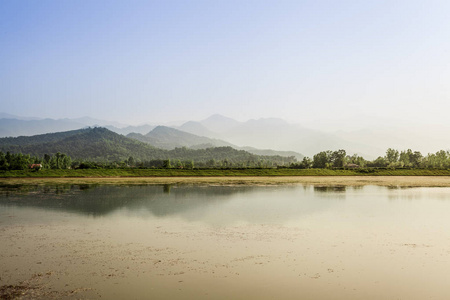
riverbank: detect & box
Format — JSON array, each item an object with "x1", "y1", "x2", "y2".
[
  {"x1": 2, "y1": 168, "x2": 450, "y2": 178},
  {"x1": 1, "y1": 176, "x2": 450, "y2": 187}
]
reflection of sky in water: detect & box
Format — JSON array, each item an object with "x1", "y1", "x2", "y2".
[{"x1": 1, "y1": 184, "x2": 450, "y2": 227}]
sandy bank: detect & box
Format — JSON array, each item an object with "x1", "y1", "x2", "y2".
[{"x1": 1, "y1": 176, "x2": 450, "y2": 187}]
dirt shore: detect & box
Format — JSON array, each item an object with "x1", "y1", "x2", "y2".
[{"x1": 1, "y1": 176, "x2": 450, "y2": 187}]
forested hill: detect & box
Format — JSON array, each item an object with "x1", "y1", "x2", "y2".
[
  {"x1": 0, "y1": 127, "x2": 162, "y2": 161},
  {"x1": 0, "y1": 127, "x2": 100, "y2": 147},
  {"x1": 0, "y1": 127, "x2": 296, "y2": 165},
  {"x1": 127, "y1": 125, "x2": 233, "y2": 149}
]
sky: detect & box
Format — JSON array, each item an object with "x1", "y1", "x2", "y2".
[{"x1": 1, "y1": 0, "x2": 450, "y2": 127}]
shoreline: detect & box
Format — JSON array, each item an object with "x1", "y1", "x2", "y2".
[
  {"x1": 1, "y1": 176, "x2": 450, "y2": 187},
  {"x1": 2, "y1": 168, "x2": 450, "y2": 179}
]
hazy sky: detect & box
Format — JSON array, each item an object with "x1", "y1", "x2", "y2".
[{"x1": 1, "y1": 0, "x2": 450, "y2": 126}]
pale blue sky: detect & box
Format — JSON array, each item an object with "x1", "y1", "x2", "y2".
[{"x1": 1, "y1": 0, "x2": 450, "y2": 126}]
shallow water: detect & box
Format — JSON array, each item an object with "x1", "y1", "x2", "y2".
[{"x1": 1, "y1": 184, "x2": 450, "y2": 299}]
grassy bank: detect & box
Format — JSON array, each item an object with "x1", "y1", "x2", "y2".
[{"x1": 2, "y1": 168, "x2": 450, "y2": 178}]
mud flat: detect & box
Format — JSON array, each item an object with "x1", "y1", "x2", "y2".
[{"x1": 2, "y1": 182, "x2": 450, "y2": 299}]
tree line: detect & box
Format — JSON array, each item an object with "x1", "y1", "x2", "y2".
[
  {"x1": 0, "y1": 151, "x2": 287, "y2": 170},
  {"x1": 290, "y1": 148, "x2": 450, "y2": 169},
  {"x1": 0, "y1": 152, "x2": 72, "y2": 170},
  {"x1": 0, "y1": 127, "x2": 296, "y2": 166},
  {"x1": 2, "y1": 148, "x2": 450, "y2": 171}
]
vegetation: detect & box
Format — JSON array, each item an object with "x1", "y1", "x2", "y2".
[
  {"x1": 0, "y1": 152, "x2": 71, "y2": 171},
  {"x1": 0, "y1": 127, "x2": 295, "y2": 167},
  {"x1": 290, "y1": 148, "x2": 450, "y2": 170},
  {"x1": 1, "y1": 127, "x2": 450, "y2": 177}
]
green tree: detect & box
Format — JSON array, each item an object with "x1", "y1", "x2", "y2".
[
  {"x1": 300, "y1": 157, "x2": 312, "y2": 169},
  {"x1": 184, "y1": 160, "x2": 194, "y2": 169},
  {"x1": 127, "y1": 156, "x2": 135, "y2": 167},
  {"x1": 313, "y1": 151, "x2": 331, "y2": 168},
  {"x1": 347, "y1": 154, "x2": 366, "y2": 167},
  {"x1": 173, "y1": 159, "x2": 183, "y2": 168},
  {"x1": 331, "y1": 150, "x2": 346, "y2": 168},
  {"x1": 0, "y1": 152, "x2": 9, "y2": 170},
  {"x1": 385, "y1": 148, "x2": 399, "y2": 164},
  {"x1": 369, "y1": 156, "x2": 387, "y2": 168},
  {"x1": 9, "y1": 153, "x2": 31, "y2": 170},
  {"x1": 163, "y1": 159, "x2": 171, "y2": 168}
]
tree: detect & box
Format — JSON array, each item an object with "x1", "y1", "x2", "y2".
[
  {"x1": 127, "y1": 156, "x2": 135, "y2": 167},
  {"x1": 173, "y1": 159, "x2": 183, "y2": 168},
  {"x1": 61, "y1": 154, "x2": 72, "y2": 169},
  {"x1": 9, "y1": 153, "x2": 31, "y2": 170},
  {"x1": 410, "y1": 151, "x2": 423, "y2": 168},
  {"x1": 313, "y1": 151, "x2": 331, "y2": 168},
  {"x1": 347, "y1": 154, "x2": 366, "y2": 167},
  {"x1": 369, "y1": 156, "x2": 387, "y2": 168},
  {"x1": 163, "y1": 159, "x2": 171, "y2": 168},
  {"x1": 331, "y1": 150, "x2": 346, "y2": 168},
  {"x1": 399, "y1": 149, "x2": 415, "y2": 168},
  {"x1": 385, "y1": 148, "x2": 399, "y2": 164},
  {"x1": 48, "y1": 152, "x2": 72, "y2": 169},
  {"x1": 300, "y1": 157, "x2": 312, "y2": 169},
  {"x1": 44, "y1": 154, "x2": 51, "y2": 166},
  {"x1": 206, "y1": 159, "x2": 216, "y2": 168},
  {"x1": 184, "y1": 160, "x2": 194, "y2": 169},
  {"x1": 0, "y1": 152, "x2": 9, "y2": 170},
  {"x1": 433, "y1": 150, "x2": 450, "y2": 168}
]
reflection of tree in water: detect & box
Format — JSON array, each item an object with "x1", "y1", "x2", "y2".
[
  {"x1": 314, "y1": 186, "x2": 346, "y2": 193},
  {"x1": 0, "y1": 184, "x2": 349, "y2": 225},
  {"x1": 387, "y1": 186, "x2": 414, "y2": 190},
  {"x1": 163, "y1": 184, "x2": 172, "y2": 194},
  {"x1": 350, "y1": 185, "x2": 364, "y2": 191},
  {"x1": 0, "y1": 184, "x2": 265, "y2": 217}
]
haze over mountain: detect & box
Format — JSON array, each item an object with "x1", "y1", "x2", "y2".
[
  {"x1": 0, "y1": 118, "x2": 87, "y2": 138},
  {"x1": 127, "y1": 126, "x2": 229, "y2": 149},
  {"x1": 174, "y1": 115, "x2": 389, "y2": 158},
  {"x1": 1, "y1": 113, "x2": 449, "y2": 159},
  {"x1": 0, "y1": 127, "x2": 295, "y2": 166},
  {"x1": 0, "y1": 114, "x2": 128, "y2": 137},
  {"x1": 106, "y1": 124, "x2": 156, "y2": 136},
  {"x1": 0, "y1": 113, "x2": 41, "y2": 121},
  {"x1": 127, "y1": 126, "x2": 304, "y2": 160}
]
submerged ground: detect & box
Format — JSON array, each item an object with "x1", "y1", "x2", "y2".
[{"x1": 1, "y1": 178, "x2": 450, "y2": 299}]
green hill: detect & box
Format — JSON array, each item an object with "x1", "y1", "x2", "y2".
[
  {"x1": 127, "y1": 126, "x2": 304, "y2": 159},
  {"x1": 0, "y1": 127, "x2": 296, "y2": 165},
  {"x1": 0, "y1": 127, "x2": 165, "y2": 161},
  {"x1": 0, "y1": 127, "x2": 89, "y2": 146},
  {"x1": 127, "y1": 126, "x2": 233, "y2": 149}
]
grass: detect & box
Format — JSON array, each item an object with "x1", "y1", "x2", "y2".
[{"x1": 1, "y1": 168, "x2": 450, "y2": 178}]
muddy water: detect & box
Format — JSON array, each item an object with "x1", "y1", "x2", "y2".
[{"x1": 1, "y1": 184, "x2": 450, "y2": 299}]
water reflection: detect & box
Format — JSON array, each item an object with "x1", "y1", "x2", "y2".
[
  {"x1": 1, "y1": 184, "x2": 450, "y2": 226},
  {"x1": 163, "y1": 184, "x2": 172, "y2": 194},
  {"x1": 314, "y1": 186, "x2": 347, "y2": 193},
  {"x1": 0, "y1": 184, "x2": 339, "y2": 225},
  {"x1": 2, "y1": 183, "x2": 450, "y2": 300}
]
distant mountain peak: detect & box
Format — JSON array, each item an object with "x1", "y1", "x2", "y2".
[
  {"x1": 177, "y1": 121, "x2": 217, "y2": 138},
  {"x1": 200, "y1": 114, "x2": 240, "y2": 133},
  {"x1": 202, "y1": 114, "x2": 234, "y2": 121},
  {"x1": 148, "y1": 125, "x2": 178, "y2": 134}
]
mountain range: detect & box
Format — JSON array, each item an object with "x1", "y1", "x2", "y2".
[
  {"x1": 0, "y1": 127, "x2": 296, "y2": 166},
  {"x1": 1, "y1": 113, "x2": 449, "y2": 159}
]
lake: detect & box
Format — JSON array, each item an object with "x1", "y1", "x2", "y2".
[{"x1": 1, "y1": 183, "x2": 450, "y2": 299}]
